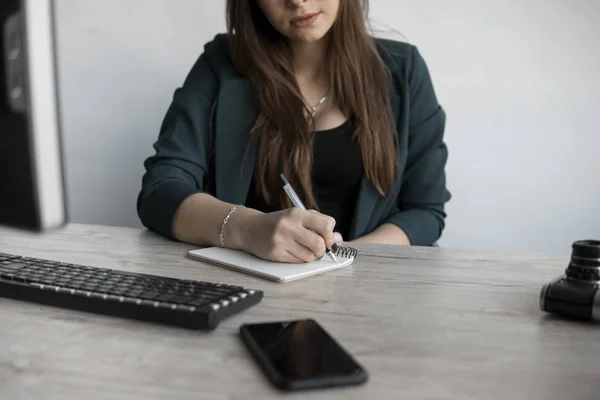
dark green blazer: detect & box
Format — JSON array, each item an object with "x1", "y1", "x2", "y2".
[{"x1": 137, "y1": 34, "x2": 451, "y2": 246}]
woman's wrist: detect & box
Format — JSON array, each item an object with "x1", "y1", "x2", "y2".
[{"x1": 221, "y1": 206, "x2": 262, "y2": 252}]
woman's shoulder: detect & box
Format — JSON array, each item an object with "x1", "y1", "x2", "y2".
[
  {"x1": 195, "y1": 33, "x2": 241, "y2": 80},
  {"x1": 373, "y1": 37, "x2": 429, "y2": 79}
]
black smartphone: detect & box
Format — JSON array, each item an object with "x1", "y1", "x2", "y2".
[{"x1": 239, "y1": 319, "x2": 368, "y2": 391}]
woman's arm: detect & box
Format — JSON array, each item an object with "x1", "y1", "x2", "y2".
[
  {"x1": 172, "y1": 193, "x2": 256, "y2": 248},
  {"x1": 173, "y1": 193, "x2": 338, "y2": 263},
  {"x1": 351, "y1": 223, "x2": 411, "y2": 245},
  {"x1": 137, "y1": 44, "x2": 219, "y2": 239},
  {"x1": 364, "y1": 45, "x2": 451, "y2": 246},
  {"x1": 137, "y1": 38, "x2": 337, "y2": 262}
]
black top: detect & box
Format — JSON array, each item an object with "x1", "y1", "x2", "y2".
[{"x1": 245, "y1": 120, "x2": 364, "y2": 240}]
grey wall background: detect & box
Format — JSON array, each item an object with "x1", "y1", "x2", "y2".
[{"x1": 55, "y1": 0, "x2": 600, "y2": 254}]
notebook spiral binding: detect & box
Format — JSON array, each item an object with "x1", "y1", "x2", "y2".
[{"x1": 335, "y1": 246, "x2": 358, "y2": 259}]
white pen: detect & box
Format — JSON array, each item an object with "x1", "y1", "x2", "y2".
[{"x1": 280, "y1": 174, "x2": 338, "y2": 263}]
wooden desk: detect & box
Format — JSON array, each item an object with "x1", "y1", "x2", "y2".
[{"x1": 0, "y1": 224, "x2": 598, "y2": 399}]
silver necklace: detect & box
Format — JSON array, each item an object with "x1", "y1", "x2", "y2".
[{"x1": 309, "y1": 92, "x2": 329, "y2": 116}]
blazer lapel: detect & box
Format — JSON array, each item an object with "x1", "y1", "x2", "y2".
[
  {"x1": 214, "y1": 78, "x2": 258, "y2": 205},
  {"x1": 349, "y1": 90, "x2": 402, "y2": 239}
]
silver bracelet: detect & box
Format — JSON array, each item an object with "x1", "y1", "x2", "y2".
[{"x1": 219, "y1": 205, "x2": 245, "y2": 248}]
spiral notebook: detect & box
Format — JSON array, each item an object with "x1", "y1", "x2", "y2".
[{"x1": 187, "y1": 246, "x2": 358, "y2": 283}]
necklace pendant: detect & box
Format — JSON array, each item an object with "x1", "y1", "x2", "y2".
[{"x1": 308, "y1": 92, "x2": 328, "y2": 117}]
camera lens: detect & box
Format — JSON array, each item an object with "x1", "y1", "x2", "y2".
[{"x1": 565, "y1": 240, "x2": 600, "y2": 283}]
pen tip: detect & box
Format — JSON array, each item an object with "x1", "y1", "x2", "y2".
[
  {"x1": 280, "y1": 174, "x2": 289, "y2": 186},
  {"x1": 328, "y1": 250, "x2": 338, "y2": 263}
]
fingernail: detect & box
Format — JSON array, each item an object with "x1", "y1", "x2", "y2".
[{"x1": 331, "y1": 243, "x2": 339, "y2": 253}]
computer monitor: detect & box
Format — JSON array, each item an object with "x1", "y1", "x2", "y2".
[{"x1": 1, "y1": 0, "x2": 66, "y2": 230}]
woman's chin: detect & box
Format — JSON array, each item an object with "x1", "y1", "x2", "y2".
[{"x1": 288, "y1": 31, "x2": 328, "y2": 44}]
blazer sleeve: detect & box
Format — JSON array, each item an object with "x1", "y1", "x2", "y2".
[
  {"x1": 383, "y1": 45, "x2": 451, "y2": 246},
  {"x1": 136, "y1": 51, "x2": 219, "y2": 240}
]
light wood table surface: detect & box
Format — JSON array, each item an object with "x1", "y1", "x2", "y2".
[{"x1": 0, "y1": 224, "x2": 598, "y2": 400}]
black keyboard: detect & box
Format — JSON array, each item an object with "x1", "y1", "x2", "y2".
[{"x1": 0, "y1": 252, "x2": 263, "y2": 329}]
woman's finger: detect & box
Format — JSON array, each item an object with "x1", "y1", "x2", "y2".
[
  {"x1": 302, "y1": 210, "x2": 337, "y2": 248},
  {"x1": 292, "y1": 227, "x2": 326, "y2": 259},
  {"x1": 333, "y1": 232, "x2": 343, "y2": 245},
  {"x1": 287, "y1": 240, "x2": 319, "y2": 263}
]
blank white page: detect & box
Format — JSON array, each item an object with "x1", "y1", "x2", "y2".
[{"x1": 187, "y1": 247, "x2": 355, "y2": 283}]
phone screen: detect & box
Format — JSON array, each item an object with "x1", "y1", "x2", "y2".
[{"x1": 240, "y1": 319, "x2": 367, "y2": 390}]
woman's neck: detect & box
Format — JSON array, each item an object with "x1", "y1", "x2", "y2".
[{"x1": 289, "y1": 38, "x2": 329, "y2": 83}]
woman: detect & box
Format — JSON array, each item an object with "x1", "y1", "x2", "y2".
[{"x1": 137, "y1": 0, "x2": 451, "y2": 263}]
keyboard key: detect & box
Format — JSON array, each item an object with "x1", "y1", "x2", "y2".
[{"x1": 0, "y1": 263, "x2": 27, "y2": 271}]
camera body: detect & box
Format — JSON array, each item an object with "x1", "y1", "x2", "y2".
[{"x1": 540, "y1": 240, "x2": 600, "y2": 321}]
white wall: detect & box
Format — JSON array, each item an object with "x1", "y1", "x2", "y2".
[
  {"x1": 55, "y1": 0, "x2": 225, "y2": 228},
  {"x1": 55, "y1": 0, "x2": 600, "y2": 254}
]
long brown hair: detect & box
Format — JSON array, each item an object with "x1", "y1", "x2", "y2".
[{"x1": 226, "y1": 0, "x2": 397, "y2": 209}]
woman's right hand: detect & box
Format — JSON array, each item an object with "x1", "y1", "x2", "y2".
[{"x1": 229, "y1": 208, "x2": 339, "y2": 263}]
